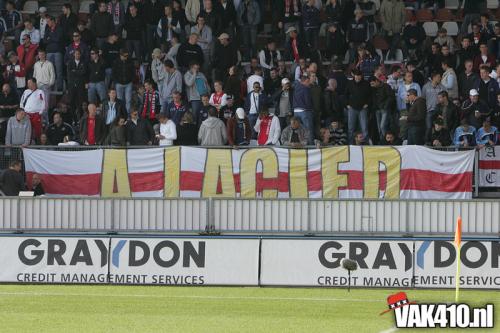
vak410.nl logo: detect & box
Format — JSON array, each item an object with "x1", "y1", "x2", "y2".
[{"x1": 381, "y1": 292, "x2": 494, "y2": 328}]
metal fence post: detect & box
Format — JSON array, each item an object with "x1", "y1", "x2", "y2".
[{"x1": 306, "y1": 199, "x2": 311, "y2": 233}]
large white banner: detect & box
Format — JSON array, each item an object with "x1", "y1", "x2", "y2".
[
  {"x1": 108, "y1": 238, "x2": 260, "y2": 285},
  {"x1": 260, "y1": 239, "x2": 414, "y2": 287},
  {"x1": 478, "y1": 146, "x2": 500, "y2": 187},
  {"x1": 413, "y1": 241, "x2": 500, "y2": 289},
  {"x1": 23, "y1": 146, "x2": 475, "y2": 199},
  {"x1": 0, "y1": 237, "x2": 109, "y2": 283}
]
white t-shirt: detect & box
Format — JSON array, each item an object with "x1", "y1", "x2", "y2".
[
  {"x1": 159, "y1": 120, "x2": 177, "y2": 146},
  {"x1": 20, "y1": 89, "x2": 45, "y2": 114}
]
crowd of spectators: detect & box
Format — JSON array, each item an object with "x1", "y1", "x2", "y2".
[{"x1": 0, "y1": 0, "x2": 498, "y2": 150}]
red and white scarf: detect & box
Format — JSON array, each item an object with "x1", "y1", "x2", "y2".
[
  {"x1": 142, "y1": 90, "x2": 157, "y2": 120},
  {"x1": 108, "y1": 2, "x2": 120, "y2": 19},
  {"x1": 213, "y1": 92, "x2": 224, "y2": 107},
  {"x1": 257, "y1": 115, "x2": 273, "y2": 145}
]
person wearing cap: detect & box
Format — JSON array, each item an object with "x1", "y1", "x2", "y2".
[
  {"x1": 370, "y1": 75, "x2": 394, "y2": 141},
  {"x1": 36, "y1": 7, "x2": 48, "y2": 39},
  {"x1": 227, "y1": 107, "x2": 251, "y2": 146},
  {"x1": 212, "y1": 32, "x2": 238, "y2": 81},
  {"x1": 20, "y1": 20, "x2": 40, "y2": 45},
  {"x1": 43, "y1": 16, "x2": 64, "y2": 91},
  {"x1": 160, "y1": 59, "x2": 182, "y2": 108},
  {"x1": 404, "y1": 88, "x2": 426, "y2": 145},
  {"x1": 462, "y1": 88, "x2": 490, "y2": 128},
  {"x1": 236, "y1": 0, "x2": 261, "y2": 61},
  {"x1": 198, "y1": 106, "x2": 227, "y2": 146},
  {"x1": 281, "y1": 116, "x2": 308, "y2": 147},
  {"x1": 430, "y1": 118, "x2": 452, "y2": 147},
  {"x1": 112, "y1": 49, "x2": 134, "y2": 113},
  {"x1": 259, "y1": 40, "x2": 282, "y2": 76},
  {"x1": 476, "y1": 118, "x2": 498, "y2": 147},
  {"x1": 90, "y1": 1, "x2": 115, "y2": 49},
  {"x1": 17, "y1": 33, "x2": 38, "y2": 75},
  {"x1": 474, "y1": 65, "x2": 499, "y2": 109},
  {"x1": 453, "y1": 118, "x2": 476, "y2": 147},
  {"x1": 5, "y1": 51, "x2": 25, "y2": 96},
  {"x1": 285, "y1": 26, "x2": 307, "y2": 63},
  {"x1": 273, "y1": 77, "x2": 294, "y2": 130}
]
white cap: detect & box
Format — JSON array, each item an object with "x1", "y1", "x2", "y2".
[
  {"x1": 281, "y1": 78, "x2": 290, "y2": 85},
  {"x1": 469, "y1": 89, "x2": 479, "y2": 96},
  {"x1": 39, "y1": 7, "x2": 47, "y2": 13},
  {"x1": 236, "y1": 108, "x2": 245, "y2": 119}
]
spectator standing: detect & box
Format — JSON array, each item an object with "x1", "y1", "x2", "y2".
[
  {"x1": 112, "y1": 49, "x2": 134, "y2": 113},
  {"x1": 422, "y1": 72, "x2": 445, "y2": 141},
  {"x1": 0, "y1": 160, "x2": 25, "y2": 196},
  {"x1": 473, "y1": 44, "x2": 496, "y2": 72},
  {"x1": 276, "y1": 0, "x2": 301, "y2": 43},
  {"x1": 46, "y1": 111, "x2": 74, "y2": 145},
  {"x1": 434, "y1": 91, "x2": 459, "y2": 136},
  {"x1": 66, "y1": 49, "x2": 88, "y2": 114},
  {"x1": 474, "y1": 66, "x2": 499, "y2": 110},
  {"x1": 227, "y1": 107, "x2": 251, "y2": 145},
  {"x1": 101, "y1": 88, "x2": 126, "y2": 129},
  {"x1": 87, "y1": 49, "x2": 107, "y2": 104},
  {"x1": 32, "y1": 49, "x2": 55, "y2": 116},
  {"x1": 20, "y1": 20, "x2": 40, "y2": 45},
  {"x1": 201, "y1": 0, "x2": 223, "y2": 37},
  {"x1": 254, "y1": 108, "x2": 281, "y2": 146},
  {"x1": 285, "y1": 27, "x2": 307, "y2": 63},
  {"x1": 65, "y1": 31, "x2": 90, "y2": 65},
  {"x1": 370, "y1": 76, "x2": 394, "y2": 141},
  {"x1": 185, "y1": 0, "x2": 202, "y2": 26},
  {"x1": 456, "y1": 37, "x2": 478, "y2": 73},
  {"x1": 30, "y1": 173, "x2": 45, "y2": 196},
  {"x1": 209, "y1": 81, "x2": 228, "y2": 112},
  {"x1": 91, "y1": 1, "x2": 115, "y2": 49},
  {"x1": 458, "y1": 0, "x2": 484, "y2": 35},
  {"x1": 141, "y1": 80, "x2": 161, "y2": 123},
  {"x1": 59, "y1": 3, "x2": 78, "y2": 45},
  {"x1": 107, "y1": 0, "x2": 126, "y2": 35},
  {"x1": 345, "y1": 70, "x2": 371, "y2": 143},
  {"x1": 143, "y1": 0, "x2": 163, "y2": 59},
  {"x1": 175, "y1": 112, "x2": 198, "y2": 145},
  {"x1": 37, "y1": 7, "x2": 48, "y2": 40},
  {"x1": 246, "y1": 67, "x2": 264, "y2": 94},
  {"x1": 302, "y1": 0, "x2": 320, "y2": 49},
  {"x1": 441, "y1": 60, "x2": 459, "y2": 100},
  {"x1": 244, "y1": 81, "x2": 267, "y2": 135},
  {"x1": 397, "y1": 71, "x2": 421, "y2": 138},
  {"x1": 404, "y1": 89, "x2": 427, "y2": 145},
  {"x1": 213, "y1": 33, "x2": 238, "y2": 82},
  {"x1": 124, "y1": 4, "x2": 145, "y2": 62},
  {"x1": 177, "y1": 33, "x2": 204, "y2": 71},
  {"x1": 190, "y1": 15, "x2": 213, "y2": 75},
  {"x1": 458, "y1": 60, "x2": 478, "y2": 101},
  {"x1": 430, "y1": 118, "x2": 452, "y2": 147},
  {"x1": 101, "y1": 33, "x2": 121, "y2": 89},
  {"x1": 274, "y1": 77, "x2": 293, "y2": 130},
  {"x1": 237, "y1": 0, "x2": 261, "y2": 60},
  {"x1": 5, "y1": 51, "x2": 25, "y2": 96},
  {"x1": 462, "y1": 89, "x2": 490, "y2": 128},
  {"x1": 127, "y1": 108, "x2": 154, "y2": 145},
  {"x1": 160, "y1": 60, "x2": 182, "y2": 109},
  {"x1": 292, "y1": 75, "x2": 314, "y2": 144},
  {"x1": 165, "y1": 91, "x2": 187, "y2": 126},
  {"x1": 198, "y1": 107, "x2": 227, "y2": 145},
  {"x1": 259, "y1": 40, "x2": 281, "y2": 76},
  {"x1": 157, "y1": 113, "x2": 177, "y2": 146},
  {"x1": 157, "y1": 5, "x2": 182, "y2": 51},
  {"x1": 184, "y1": 62, "x2": 210, "y2": 124},
  {"x1": 379, "y1": 0, "x2": 405, "y2": 38},
  {"x1": 104, "y1": 115, "x2": 127, "y2": 146},
  {"x1": 215, "y1": 0, "x2": 237, "y2": 37},
  {"x1": 20, "y1": 78, "x2": 44, "y2": 140},
  {"x1": 0, "y1": 83, "x2": 18, "y2": 144},
  {"x1": 4, "y1": 1, "x2": 22, "y2": 41},
  {"x1": 80, "y1": 104, "x2": 105, "y2": 145},
  {"x1": 43, "y1": 16, "x2": 64, "y2": 91},
  {"x1": 5, "y1": 108, "x2": 30, "y2": 146}
]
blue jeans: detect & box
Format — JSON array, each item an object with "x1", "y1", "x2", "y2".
[
  {"x1": 347, "y1": 107, "x2": 368, "y2": 144},
  {"x1": 105, "y1": 68, "x2": 113, "y2": 89},
  {"x1": 375, "y1": 109, "x2": 389, "y2": 140},
  {"x1": 294, "y1": 111, "x2": 314, "y2": 145},
  {"x1": 47, "y1": 52, "x2": 63, "y2": 91},
  {"x1": 115, "y1": 82, "x2": 132, "y2": 114},
  {"x1": 190, "y1": 100, "x2": 202, "y2": 126},
  {"x1": 88, "y1": 81, "x2": 107, "y2": 104}
]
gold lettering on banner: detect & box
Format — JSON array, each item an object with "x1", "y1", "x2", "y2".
[
  {"x1": 101, "y1": 149, "x2": 131, "y2": 197},
  {"x1": 362, "y1": 147, "x2": 401, "y2": 199},
  {"x1": 202, "y1": 149, "x2": 236, "y2": 197},
  {"x1": 164, "y1": 147, "x2": 180, "y2": 197},
  {"x1": 321, "y1": 147, "x2": 349, "y2": 198},
  {"x1": 240, "y1": 148, "x2": 278, "y2": 198}
]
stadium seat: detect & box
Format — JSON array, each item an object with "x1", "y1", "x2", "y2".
[
  {"x1": 416, "y1": 9, "x2": 433, "y2": 22},
  {"x1": 442, "y1": 21, "x2": 459, "y2": 36},
  {"x1": 384, "y1": 49, "x2": 404, "y2": 65},
  {"x1": 445, "y1": 0, "x2": 459, "y2": 9},
  {"x1": 423, "y1": 21, "x2": 439, "y2": 37},
  {"x1": 21, "y1": 1, "x2": 38, "y2": 15},
  {"x1": 435, "y1": 9, "x2": 455, "y2": 22},
  {"x1": 487, "y1": 0, "x2": 498, "y2": 9},
  {"x1": 79, "y1": 0, "x2": 93, "y2": 14}
]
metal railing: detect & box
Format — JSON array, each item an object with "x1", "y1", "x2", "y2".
[{"x1": 1, "y1": 197, "x2": 499, "y2": 236}]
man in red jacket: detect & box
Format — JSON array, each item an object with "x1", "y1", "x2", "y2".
[{"x1": 16, "y1": 34, "x2": 38, "y2": 75}]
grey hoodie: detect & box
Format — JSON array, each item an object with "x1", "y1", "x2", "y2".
[
  {"x1": 198, "y1": 116, "x2": 227, "y2": 146},
  {"x1": 6, "y1": 115, "x2": 31, "y2": 145}
]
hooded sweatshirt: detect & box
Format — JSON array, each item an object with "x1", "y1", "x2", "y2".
[{"x1": 198, "y1": 116, "x2": 227, "y2": 145}]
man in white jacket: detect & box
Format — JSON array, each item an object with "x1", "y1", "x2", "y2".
[
  {"x1": 20, "y1": 78, "x2": 45, "y2": 140},
  {"x1": 32, "y1": 49, "x2": 55, "y2": 124},
  {"x1": 157, "y1": 113, "x2": 177, "y2": 146},
  {"x1": 254, "y1": 108, "x2": 281, "y2": 146}
]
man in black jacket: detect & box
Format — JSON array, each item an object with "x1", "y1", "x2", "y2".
[
  {"x1": 66, "y1": 49, "x2": 87, "y2": 116},
  {"x1": 0, "y1": 83, "x2": 19, "y2": 144},
  {"x1": 101, "y1": 88, "x2": 127, "y2": 130},
  {"x1": 101, "y1": 33, "x2": 121, "y2": 89},
  {"x1": 43, "y1": 16, "x2": 64, "y2": 91},
  {"x1": 0, "y1": 160, "x2": 25, "y2": 196},
  {"x1": 87, "y1": 49, "x2": 107, "y2": 104},
  {"x1": 124, "y1": 4, "x2": 145, "y2": 62},
  {"x1": 112, "y1": 49, "x2": 134, "y2": 113},
  {"x1": 90, "y1": 1, "x2": 114, "y2": 49},
  {"x1": 404, "y1": 89, "x2": 426, "y2": 145},
  {"x1": 126, "y1": 109, "x2": 154, "y2": 145},
  {"x1": 345, "y1": 69, "x2": 371, "y2": 144},
  {"x1": 46, "y1": 111, "x2": 74, "y2": 145},
  {"x1": 370, "y1": 76, "x2": 395, "y2": 141},
  {"x1": 212, "y1": 33, "x2": 238, "y2": 81},
  {"x1": 176, "y1": 33, "x2": 204, "y2": 72}
]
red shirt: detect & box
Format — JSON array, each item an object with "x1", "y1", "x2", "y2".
[
  {"x1": 257, "y1": 116, "x2": 273, "y2": 145},
  {"x1": 87, "y1": 117, "x2": 96, "y2": 145}
]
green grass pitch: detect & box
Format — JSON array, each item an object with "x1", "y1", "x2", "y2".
[{"x1": 0, "y1": 285, "x2": 498, "y2": 332}]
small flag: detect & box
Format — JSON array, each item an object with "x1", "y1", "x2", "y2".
[{"x1": 454, "y1": 216, "x2": 462, "y2": 248}]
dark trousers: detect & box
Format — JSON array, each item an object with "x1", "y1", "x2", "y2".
[{"x1": 407, "y1": 125, "x2": 425, "y2": 145}]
